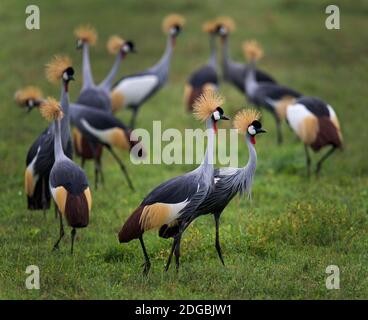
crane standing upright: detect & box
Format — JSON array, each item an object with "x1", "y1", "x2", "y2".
[
  {"x1": 215, "y1": 16, "x2": 276, "y2": 95},
  {"x1": 243, "y1": 40, "x2": 301, "y2": 144},
  {"x1": 286, "y1": 96, "x2": 343, "y2": 176},
  {"x1": 24, "y1": 56, "x2": 74, "y2": 213},
  {"x1": 118, "y1": 89, "x2": 229, "y2": 274},
  {"x1": 161, "y1": 109, "x2": 266, "y2": 269},
  {"x1": 111, "y1": 14, "x2": 186, "y2": 128},
  {"x1": 39, "y1": 97, "x2": 92, "y2": 254}
]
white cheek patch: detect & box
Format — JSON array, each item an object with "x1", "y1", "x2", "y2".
[
  {"x1": 170, "y1": 28, "x2": 176, "y2": 35},
  {"x1": 248, "y1": 125, "x2": 256, "y2": 135},
  {"x1": 63, "y1": 72, "x2": 68, "y2": 81},
  {"x1": 123, "y1": 45, "x2": 129, "y2": 53},
  {"x1": 213, "y1": 111, "x2": 220, "y2": 121}
]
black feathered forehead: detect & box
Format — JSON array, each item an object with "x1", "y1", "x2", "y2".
[
  {"x1": 65, "y1": 67, "x2": 74, "y2": 76},
  {"x1": 251, "y1": 120, "x2": 262, "y2": 128},
  {"x1": 216, "y1": 107, "x2": 224, "y2": 115}
]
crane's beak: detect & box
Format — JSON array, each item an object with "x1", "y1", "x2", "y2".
[
  {"x1": 257, "y1": 128, "x2": 267, "y2": 134},
  {"x1": 220, "y1": 115, "x2": 230, "y2": 120}
]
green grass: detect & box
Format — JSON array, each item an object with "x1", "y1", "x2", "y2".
[{"x1": 0, "y1": 0, "x2": 368, "y2": 299}]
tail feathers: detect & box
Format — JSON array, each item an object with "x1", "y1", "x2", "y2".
[
  {"x1": 65, "y1": 192, "x2": 90, "y2": 228},
  {"x1": 27, "y1": 177, "x2": 51, "y2": 211},
  {"x1": 118, "y1": 206, "x2": 144, "y2": 243},
  {"x1": 73, "y1": 128, "x2": 103, "y2": 160},
  {"x1": 311, "y1": 117, "x2": 343, "y2": 151}
]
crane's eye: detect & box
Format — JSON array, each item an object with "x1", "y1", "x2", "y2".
[{"x1": 248, "y1": 125, "x2": 256, "y2": 135}]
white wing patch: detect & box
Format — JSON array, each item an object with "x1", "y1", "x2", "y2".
[
  {"x1": 168, "y1": 199, "x2": 190, "y2": 222},
  {"x1": 26, "y1": 146, "x2": 41, "y2": 185},
  {"x1": 81, "y1": 119, "x2": 114, "y2": 145},
  {"x1": 113, "y1": 75, "x2": 159, "y2": 106},
  {"x1": 286, "y1": 103, "x2": 314, "y2": 134}
]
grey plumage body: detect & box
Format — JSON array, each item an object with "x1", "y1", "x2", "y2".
[
  {"x1": 69, "y1": 102, "x2": 136, "y2": 190},
  {"x1": 25, "y1": 85, "x2": 72, "y2": 211},
  {"x1": 221, "y1": 37, "x2": 276, "y2": 94},
  {"x1": 118, "y1": 116, "x2": 221, "y2": 275},
  {"x1": 161, "y1": 134, "x2": 258, "y2": 266},
  {"x1": 112, "y1": 35, "x2": 174, "y2": 128},
  {"x1": 245, "y1": 63, "x2": 301, "y2": 144},
  {"x1": 50, "y1": 109, "x2": 91, "y2": 253}
]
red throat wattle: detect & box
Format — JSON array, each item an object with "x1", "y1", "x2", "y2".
[
  {"x1": 171, "y1": 37, "x2": 176, "y2": 48},
  {"x1": 64, "y1": 82, "x2": 68, "y2": 92},
  {"x1": 213, "y1": 121, "x2": 218, "y2": 134},
  {"x1": 250, "y1": 135, "x2": 256, "y2": 144}
]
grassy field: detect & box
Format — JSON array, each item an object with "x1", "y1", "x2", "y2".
[{"x1": 0, "y1": 0, "x2": 368, "y2": 299}]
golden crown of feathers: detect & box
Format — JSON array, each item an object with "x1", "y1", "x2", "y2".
[
  {"x1": 14, "y1": 86, "x2": 43, "y2": 106},
  {"x1": 45, "y1": 55, "x2": 72, "y2": 84},
  {"x1": 162, "y1": 14, "x2": 186, "y2": 33},
  {"x1": 107, "y1": 35, "x2": 125, "y2": 54},
  {"x1": 215, "y1": 16, "x2": 236, "y2": 32},
  {"x1": 193, "y1": 88, "x2": 225, "y2": 121},
  {"x1": 233, "y1": 109, "x2": 261, "y2": 133},
  {"x1": 202, "y1": 20, "x2": 217, "y2": 33},
  {"x1": 242, "y1": 40, "x2": 264, "y2": 61},
  {"x1": 40, "y1": 97, "x2": 64, "y2": 122},
  {"x1": 74, "y1": 25, "x2": 97, "y2": 45}
]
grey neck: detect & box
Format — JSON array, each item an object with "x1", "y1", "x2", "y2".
[
  {"x1": 59, "y1": 82, "x2": 70, "y2": 150},
  {"x1": 207, "y1": 34, "x2": 217, "y2": 68},
  {"x1": 99, "y1": 53, "x2": 122, "y2": 90},
  {"x1": 82, "y1": 43, "x2": 94, "y2": 89},
  {"x1": 221, "y1": 36, "x2": 231, "y2": 71},
  {"x1": 242, "y1": 134, "x2": 257, "y2": 198},
  {"x1": 245, "y1": 61, "x2": 258, "y2": 96},
  {"x1": 148, "y1": 35, "x2": 173, "y2": 81},
  {"x1": 54, "y1": 119, "x2": 65, "y2": 162},
  {"x1": 200, "y1": 118, "x2": 215, "y2": 170}
]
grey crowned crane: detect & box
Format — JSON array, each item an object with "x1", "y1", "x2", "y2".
[
  {"x1": 286, "y1": 96, "x2": 343, "y2": 176},
  {"x1": 24, "y1": 56, "x2": 74, "y2": 213},
  {"x1": 74, "y1": 26, "x2": 135, "y2": 112},
  {"x1": 40, "y1": 97, "x2": 92, "y2": 254},
  {"x1": 161, "y1": 109, "x2": 266, "y2": 269},
  {"x1": 215, "y1": 16, "x2": 276, "y2": 95},
  {"x1": 14, "y1": 86, "x2": 43, "y2": 112},
  {"x1": 243, "y1": 40, "x2": 302, "y2": 144},
  {"x1": 72, "y1": 35, "x2": 136, "y2": 188},
  {"x1": 118, "y1": 89, "x2": 229, "y2": 275},
  {"x1": 111, "y1": 14, "x2": 185, "y2": 128},
  {"x1": 69, "y1": 102, "x2": 145, "y2": 191},
  {"x1": 184, "y1": 20, "x2": 219, "y2": 111}
]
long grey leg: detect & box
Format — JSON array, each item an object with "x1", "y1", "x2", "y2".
[
  {"x1": 41, "y1": 178, "x2": 47, "y2": 218},
  {"x1": 139, "y1": 236, "x2": 151, "y2": 276},
  {"x1": 98, "y1": 158, "x2": 105, "y2": 185},
  {"x1": 214, "y1": 214, "x2": 225, "y2": 266},
  {"x1": 304, "y1": 144, "x2": 311, "y2": 178},
  {"x1": 106, "y1": 146, "x2": 135, "y2": 191},
  {"x1": 81, "y1": 157, "x2": 85, "y2": 169},
  {"x1": 88, "y1": 141, "x2": 100, "y2": 190},
  {"x1": 165, "y1": 235, "x2": 178, "y2": 272},
  {"x1": 53, "y1": 209, "x2": 64, "y2": 251},
  {"x1": 316, "y1": 146, "x2": 336, "y2": 177},
  {"x1": 275, "y1": 117, "x2": 283, "y2": 145}
]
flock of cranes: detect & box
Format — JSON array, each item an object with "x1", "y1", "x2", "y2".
[{"x1": 15, "y1": 14, "x2": 343, "y2": 274}]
